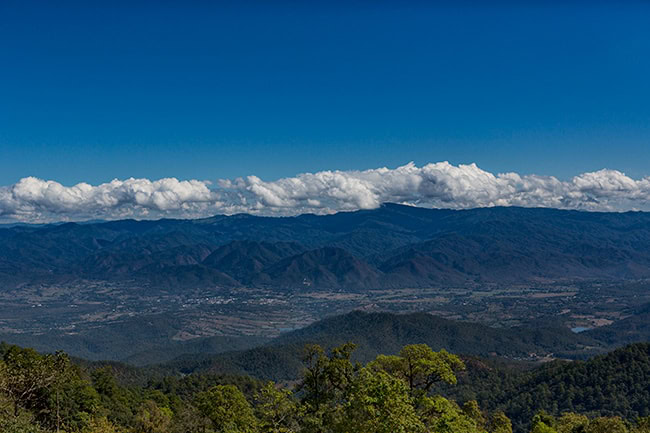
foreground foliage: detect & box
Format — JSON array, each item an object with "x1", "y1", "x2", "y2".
[
  {"x1": 1, "y1": 341, "x2": 649, "y2": 433},
  {"x1": 433, "y1": 343, "x2": 650, "y2": 431}
]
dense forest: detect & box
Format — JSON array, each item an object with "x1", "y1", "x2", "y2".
[
  {"x1": 1, "y1": 341, "x2": 649, "y2": 433},
  {"x1": 434, "y1": 343, "x2": 650, "y2": 432}
]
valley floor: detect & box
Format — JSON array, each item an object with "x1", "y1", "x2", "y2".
[{"x1": 1, "y1": 279, "x2": 649, "y2": 364}]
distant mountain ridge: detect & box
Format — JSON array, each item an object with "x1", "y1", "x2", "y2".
[{"x1": 4, "y1": 204, "x2": 650, "y2": 289}]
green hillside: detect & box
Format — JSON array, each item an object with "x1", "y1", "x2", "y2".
[
  {"x1": 434, "y1": 343, "x2": 650, "y2": 432},
  {"x1": 162, "y1": 311, "x2": 603, "y2": 381}
]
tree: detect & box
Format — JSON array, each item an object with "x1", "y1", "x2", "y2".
[
  {"x1": 134, "y1": 400, "x2": 172, "y2": 433},
  {"x1": 463, "y1": 400, "x2": 486, "y2": 429},
  {"x1": 531, "y1": 423, "x2": 558, "y2": 433},
  {"x1": 632, "y1": 417, "x2": 650, "y2": 433},
  {"x1": 82, "y1": 416, "x2": 120, "y2": 433},
  {"x1": 255, "y1": 382, "x2": 299, "y2": 433},
  {"x1": 0, "y1": 415, "x2": 47, "y2": 433},
  {"x1": 47, "y1": 366, "x2": 100, "y2": 432},
  {"x1": 633, "y1": 417, "x2": 650, "y2": 433},
  {"x1": 586, "y1": 417, "x2": 629, "y2": 433},
  {"x1": 335, "y1": 369, "x2": 425, "y2": 433},
  {"x1": 299, "y1": 344, "x2": 330, "y2": 413},
  {"x1": 555, "y1": 412, "x2": 589, "y2": 433},
  {"x1": 90, "y1": 367, "x2": 135, "y2": 428},
  {"x1": 299, "y1": 344, "x2": 357, "y2": 412},
  {"x1": 488, "y1": 411, "x2": 513, "y2": 433},
  {"x1": 196, "y1": 384, "x2": 258, "y2": 433},
  {"x1": 0, "y1": 395, "x2": 46, "y2": 433},
  {"x1": 298, "y1": 343, "x2": 359, "y2": 432},
  {"x1": 368, "y1": 344, "x2": 465, "y2": 394},
  {"x1": 530, "y1": 412, "x2": 558, "y2": 433},
  {"x1": 170, "y1": 405, "x2": 212, "y2": 433},
  {"x1": 418, "y1": 395, "x2": 486, "y2": 433},
  {"x1": 0, "y1": 346, "x2": 69, "y2": 420}
]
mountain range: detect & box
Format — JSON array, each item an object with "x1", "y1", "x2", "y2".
[{"x1": 4, "y1": 204, "x2": 650, "y2": 289}]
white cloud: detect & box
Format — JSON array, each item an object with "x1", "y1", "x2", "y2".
[
  {"x1": 0, "y1": 177, "x2": 214, "y2": 222},
  {"x1": 2, "y1": 162, "x2": 650, "y2": 222}
]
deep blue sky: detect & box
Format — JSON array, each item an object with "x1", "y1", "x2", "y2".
[{"x1": 1, "y1": 1, "x2": 649, "y2": 185}]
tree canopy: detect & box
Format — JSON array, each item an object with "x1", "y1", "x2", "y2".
[{"x1": 1, "y1": 341, "x2": 649, "y2": 433}]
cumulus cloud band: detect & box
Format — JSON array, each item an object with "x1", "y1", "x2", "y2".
[{"x1": 2, "y1": 162, "x2": 650, "y2": 222}]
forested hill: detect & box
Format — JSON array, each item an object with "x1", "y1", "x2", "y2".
[
  {"x1": 161, "y1": 311, "x2": 602, "y2": 381},
  {"x1": 5, "y1": 204, "x2": 650, "y2": 289},
  {"x1": 271, "y1": 311, "x2": 600, "y2": 362},
  {"x1": 435, "y1": 343, "x2": 650, "y2": 432}
]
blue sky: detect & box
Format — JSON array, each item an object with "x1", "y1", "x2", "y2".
[{"x1": 1, "y1": 1, "x2": 650, "y2": 187}]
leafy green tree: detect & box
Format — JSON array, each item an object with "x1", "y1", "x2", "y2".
[
  {"x1": 463, "y1": 400, "x2": 486, "y2": 429},
  {"x1": 81, "y1": 416, "x2": 120, "y2": 433},
  {"x1": 0, "y1": 394, "x2": 46, "y2": 433},
  {"x1": 298, "y1": 343, "x2": 358, "y2": 432},
  {"x1": 91, "y1": 367, "x2": 136, "y2": 428},
  {"x1": 368, "y1": 344, "x2": 465, "y2": 394},
  {"x1": 0, "y1": 346, "x2": 68, "y2": 418},
  {"x1": 46, "y1": 366, "x2": 100, "y2": 432},
  {"x1": 531, "y1": 422, "x2": 558, "y2": 433},
  {"x1": 196, "y1": 384, "x2": 258, "y2": 433},
  {"x1": 555, "y1": 412, "x2": 589, "y2": 433},
  {"x1": 335, "y1": 368, "x2": 424, "y2": 433},
  {"x1": 632, "y1": 417, "x2": 650, "y2": 433},
  {"x1": 324, "y1": 343, "x2": 358, "y2": 394},
  {"x1": 299, "y1": 344, "x2": 357, "y2": 411},
  {"x1": 530, "y1": 412, "x2": 558, "y2": 433},
  {"x1": 488, "y1": 411, "x2": 513, "y2": 433},
  {"x1": 418, "y1": 395, "x2": 486, "y2": 433},
  {"x1": 134, "y1": 400, "x2": 172, "y2": 433},
  {"x1": 298, "y1": 343, "x2": 481, "y2": 433},
  {"x1": 90, "y1": 368, "x2": 119, "y2": 398},
  {"x1": 255, "y1": 382, "x2": 299, "y2": 433},
  {"x1": 299, "y1": 344, "x2": 330, "y2": 414},
  {"x1": 586, "y1": 416, "x2": 629, "y2": 433},
  {"x1": 0, "y1": 414, "x2": 47, "y2": 433},
  {"x1": 170, "y1": 405, "x2": 211, "y2": 433}
]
